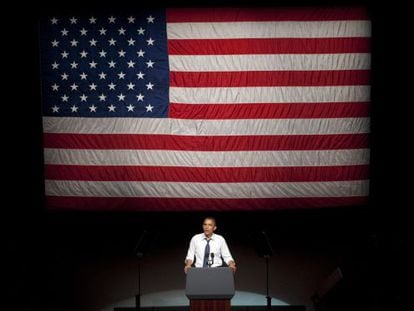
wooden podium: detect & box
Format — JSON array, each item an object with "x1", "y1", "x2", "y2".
[{"x1": 185, "y1": 267, "x2": 235, "y2": 311}]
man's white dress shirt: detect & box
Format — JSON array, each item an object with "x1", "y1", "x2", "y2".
[{"x1": 185, "y1": 233, "x2": 234, "y2": 267}]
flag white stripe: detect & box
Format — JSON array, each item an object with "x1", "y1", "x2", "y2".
[
  {"x1": 45, "y1": 179, "x2": 369, "y2": 198},
  {"x1": 170, "y1": 86, "x2": 370, "y2": 104},
  {"x1": 167, "y1": 21, "x2": 371, "y2": 39},
  {"x1": 44, "y1": 149, "x2": 370, "y2": 167},
  {"x1": 169, "y1": 54, "x2": 371, "y2": 71},
  {"x1": 43, "y1": 117, "x2": 370, "y2": 135}
]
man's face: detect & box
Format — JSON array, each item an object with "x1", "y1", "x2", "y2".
[{"x1": 202, "y1": 219, "x2": 216, "y2": 237}]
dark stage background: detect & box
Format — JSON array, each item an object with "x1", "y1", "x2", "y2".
[{"x1": 4, "y1": 0, "x2": 411, "y2": 311}]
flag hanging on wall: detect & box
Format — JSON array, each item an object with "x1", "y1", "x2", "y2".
[{"x1": 40, "y1": 7, "x2": 371, "y2": 211}]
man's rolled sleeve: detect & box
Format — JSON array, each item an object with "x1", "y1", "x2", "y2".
[
  {"x1": 221, "y1": 240, "x2": 234, "y2": 265},
  {"x1": 185, "y1": 236, "x2": 196, "y2": 262}
]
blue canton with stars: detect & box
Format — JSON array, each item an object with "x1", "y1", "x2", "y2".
[{"x1": 39, "y1": 11, "x2": 169, "y2": 117}]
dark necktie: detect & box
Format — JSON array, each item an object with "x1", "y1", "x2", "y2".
[{"x1": 203, "y1": 239, "x2": 211, "y2": 267}]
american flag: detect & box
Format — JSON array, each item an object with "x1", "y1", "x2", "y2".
[{"x1": 40, "y1": 7, "x2": 371, "y2": 211}]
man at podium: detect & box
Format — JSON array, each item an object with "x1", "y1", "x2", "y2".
[{"x1": 184, "y1": 217, "x2": 236, "y2": 274}]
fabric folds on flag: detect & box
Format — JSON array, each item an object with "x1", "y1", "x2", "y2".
[{"x1": 40, "y1": 7, "x2": 371, "y2": 211}]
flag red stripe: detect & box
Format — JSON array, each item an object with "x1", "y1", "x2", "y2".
[
  {"x1": 45, "y1": 164, "x2": 369, "y2": 182},
  {"x1": 168, "y1": 38, "x2": 371, "y2": 55},
  {"x1": 170, "y1": 71, "x2": 370, "y2": 87},
  {"x1": 166, "y1": 7, "x2": 369, "y2": 22},
  {"x1": 43, "y1": 133, "x2": 369, "y2": 151},
  {"x1": 46, "y1": 196, "x2": 369, "y2": 211},
  {"x1": 169, "y1": 103, "x2": 370, "y2": 119}
]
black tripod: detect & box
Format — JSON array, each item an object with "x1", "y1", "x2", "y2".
[
  {"x1": 135, "y1": 239, "x2": 146, "y2": 311},
  {"x1": 250, "y1": 230, "x2": 274, "y2": 311},
  {"x1": 265, "y1": 254, "x2": 272, "y2": 311},
  {"x1": 135, "y1": 255, "x2": 142, "y2": 311},
  {"x1": 134, "y1": 230, "x2": 153, "y2": 311}
]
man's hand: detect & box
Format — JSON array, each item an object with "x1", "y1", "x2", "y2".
[
  {"x1": 184, "y1": 259, "x2": 193, "y2": 274},
  {"x1": 228, "y1": 261, "x2": 237, "y2": 273}
]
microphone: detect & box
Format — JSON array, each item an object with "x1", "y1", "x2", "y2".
[{"x1": 207, "y1": 253, "x2": 214, "y2": 267}]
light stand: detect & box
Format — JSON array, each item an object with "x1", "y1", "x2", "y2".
[
  {"x1": 135, "y1": 253, "x2": 143, "y2": 311},
  {"x1": 265, "y1": 255, "x2": 272, "y2": 311},
  {"x1": 134, "y1": 230, "x2": 148, "y2": 311},
  {"x1": 249, "y1": 230, "x2": 274, "y2": 311}
]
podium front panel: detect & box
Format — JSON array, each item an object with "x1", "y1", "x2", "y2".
[{"x1": 186, "y1": 267, "x2": 235, "y2": 300}]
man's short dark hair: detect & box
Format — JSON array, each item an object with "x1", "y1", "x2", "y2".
[{"x1": 203, "y1": 216, "x2": 216, "y2": 225}]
